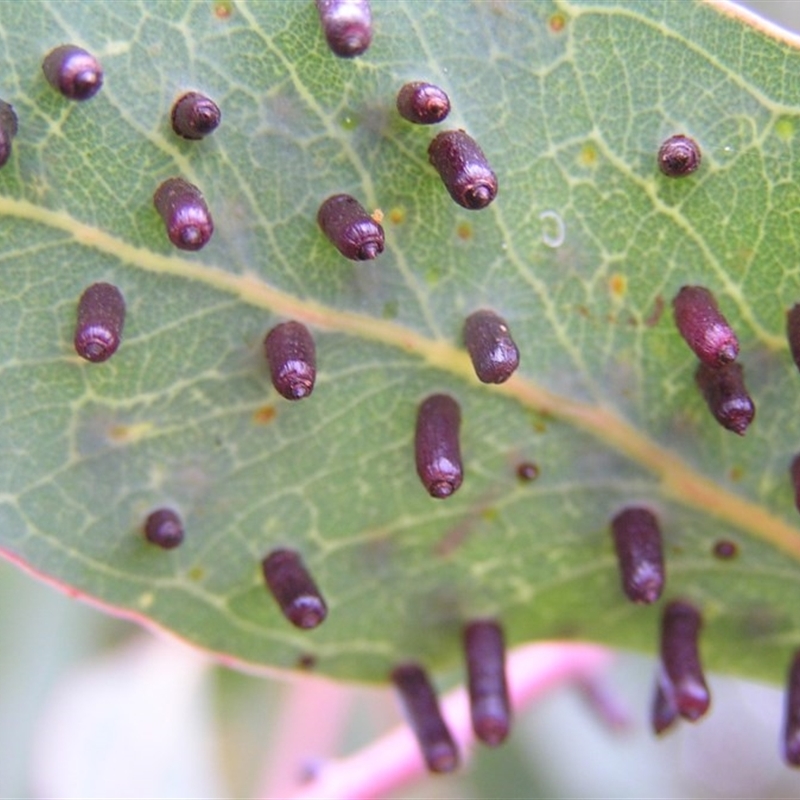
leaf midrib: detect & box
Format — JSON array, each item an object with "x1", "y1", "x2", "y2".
[{"x1": 7, "y1": 193, "x2": 800, "y2": 562}]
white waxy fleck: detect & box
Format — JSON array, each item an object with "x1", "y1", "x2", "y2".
[{"x1": 539, "y1": 210, "x2": 565, "y2": 248}]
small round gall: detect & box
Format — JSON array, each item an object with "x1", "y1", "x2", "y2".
[
  {"x1": 463, "y1": 309, "x2": 520, "y2": 384},
  {"x1": 317, "y1": 194, "x2": 384, "y2": 260},
  {"x1": 153, "y1": 177, "x2": 214, "y2": 251},
  {"x1": 42, "y1": 44, "x2": 103, "y2": 101},
  {"x1": 396, "y1": 82, "x2": 450, "y2": 125},
  {"x1": 171, "y1": 92, "x2": 221, "y2": 140},
  {"x1": 414, "y1": 394, "x2": 463, "y2": 499},
  {"x1": 263, "y1": 321, "x2": 316, "y2": 400},
  {"x1": 262, "y1": 549, "x2": 327, "y2": 630},
  {"x1": 73, "y1": 282, "x2": 126, "y2": 363},
  {"x1": 428, "y1": 129, "x2": 498, "y2": 210},
  {"x1": 658, "y1": 134, "x2": 701, "y2": 177},
  {"x1": 315, "y1": 0, "x2": 372, "y2": 58},
  {"x1": 144, "y1": 508, "x2": 184, "y2": 549}
]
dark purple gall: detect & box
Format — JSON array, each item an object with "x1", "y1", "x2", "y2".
[
  {"x1": 315, "y1": 0, "x2": 372, "y2": 58},
  {"x1": 695, "y1": 361, "x2": 755, "y2": 436},
  {"x1": 42, "y1": 45, "x2": 103, "y2": 101},
  {"x1": 74, "y1": 282, "x2": 126, "y2": 363},
  {"x1": 658, "y1": 134, "x2": 701, "y2": 177},
  {"x1": 516, "y1": 461, "x2": 539, "y2": 482},
  {"x1": 463, "y1": 620, "x2": 511, "y2": 746},
  {"x1": 651, "y1": 668, "x2": 679, "y2": 735},
  {"x1": 610, "y1": 506, "x2": 664, "y2": 605},
  {"x1": 0, "y1": 101, "x2": 18, "y2": 168},
  {"x1": 672, "y1": 285, "x2": 739, "y2": 367},
  {"x1": 144, "y1": 508, "x2": 184, "y2": 550},
  {"x1": 463, "y1": 309, "x2": 520, "y2": 384},
  {"x1": 262, "y1": 549, "x2": 327, "y2": 630},
  {"x1": 428, "y1": 129, "x2": 498, "y2": 210},
  {"x1": 171, "y1": 92, "x2": 221, "y2": 140},
  {"x1": 415, "y1": 393, "x2": 463, "y2": 499},
  {"x1": 264, "y1": 321, "x2": 316, "y2": 401},
  {"x1": 391, "y1": 663, "x2": 459, "y2": 774},
  {"x1": 712, "y1": 539, "x2": 738, "y2": 559},
  {"x1": 790, "y1": 454, "x2": 800, "y2": 516},
  {"x1": 153, "y1": 177, "x2": 214, "y2": 251},
  {"x1": 317, "y1": 194, "x2": 384, "y2": 260},
  {"x1": 660, "y1": 600, "x2": 710, "y2": 722},
  {"x1": 786, "y1": 304, "x2": 800, "y2": 374},
  {"x1": 396, "y1": 82, "x2": 451, "y2": 125},
  {"x1": 782, "y1": 649, "x2": 800, "y2": 766}
]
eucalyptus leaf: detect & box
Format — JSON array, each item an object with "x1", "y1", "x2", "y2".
[{"x1": 2, "y1": 0, "x2": 800, "y2": 687}]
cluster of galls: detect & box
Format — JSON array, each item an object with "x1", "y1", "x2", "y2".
[{"x1": 22, "y1": 2, "x2": 800, "y2": 777}]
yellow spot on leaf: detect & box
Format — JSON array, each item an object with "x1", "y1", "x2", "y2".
[
  {"x1": 578, "y1": 142, "x2": 598, "y2": 167},
  {"x1": 549, "y1": 12, "x2": 566, "y2": 32},
  {"x1": 609, "y1": 273, "x2": 627, "y2": 298},
  {"x1": 389, "y1": 207, "x2": 406, "y2": 224},
  {"x1": 776, "y1": 117, "x2": 795, "y2": 142},
  {"x1": 108, "y1": 422, "x2": 154, "y2": 444}
]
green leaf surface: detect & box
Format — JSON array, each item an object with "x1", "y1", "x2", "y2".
[{"x1": 3, "y1": 0, "x2": 800, "y2": 685}]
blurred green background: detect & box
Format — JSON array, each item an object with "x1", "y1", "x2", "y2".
[{"x1": 4, "y1": 2, "x2": 800, "y2": 798}]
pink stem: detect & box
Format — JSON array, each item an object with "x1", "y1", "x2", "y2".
[{"x1": 287, "y1": 642, "x2": 613, "y2": 800}]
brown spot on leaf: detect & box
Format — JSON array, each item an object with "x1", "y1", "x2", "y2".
[
  {"x1": 253, "y1": 405, "x2": 277, "y2": 425},
  {"x1": 456, "y1": 221, "x2": 473, "y2": 240},
  {"x1": 548, "y1": 12, "x2": 566, "y2": 32},
  {"x1": 214, "y1": 1, "x2": 232, "y2": 19}
]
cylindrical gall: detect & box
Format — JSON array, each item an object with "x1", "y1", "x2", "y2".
[
  {"x1": 658, "y1": 134, "x2": 701, "y2": 177},
  {"x1": 391, "y1": 663, "x2": 459, "y2": 774},
  {"x1": 695, "y1": 361, "x2": 755, "y2": 436},
  {"x1": 315, "y1": 0, "x2": 372, "y2": 58},
  {"x1": 153, "y1": 177, "x2": 214, "y2": 251},
  {"x1": 42, "y1": 44, "x2": 103, "y2": 101},
  {"x1": 414, "y1": 393, "x2": 463, "y2": 499},
  {"x1": 786, "y1": 304, "x2": 800, "y2": 375},
  {"x1": 0, "y1": 101, "x2": 18, "y2": 168},
  {"x1": 660, "y1": 600, "x2": 710, "y2": 721},
  {"x1": 672, "y1": 285, "x2": 739, "y2": 367},
  {"x1": 317, "y1": 194, "x2": 384, "y2": 260},
  {"x1": 463, "y1": 620, "x2": 511, "y2": 746},
  {"x1": 396, "y1": 82, "x2": 450, "y2": 125},
  {"x1": 610, "y1": 506, "x2": 664, "y2": 604},
  {"x1": 144, "y1": 508, "x2": 184, "y2": 549},
  {"x1": 463, "y1": 309, "x2": 520, "y2": 384},
  {"x1": 74, "y1": 282, "x2": 126, "y2": 363},
  {"x1": 264, "y1": 321, "x2": 316, "y2": 401},
  {"x1": 262, "y1": 549, "x2": 327, "y2": 630},
  {"x1": 782, "y1": 649, "x2": 800, "y2": 766},
  {"x1": 651, "y1": 668, "x2": 679, "y2": 735},
  {"x1": 171, "y1": 92, "x2": 221, "y2": 140},
  {"x1": 428, "y1": 129, "x2": 498, "y2": 210},
  {"x1": 791, "y1": 454, "x2": 800, "y2": 516}
]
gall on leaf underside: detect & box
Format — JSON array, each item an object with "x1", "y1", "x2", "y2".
[{"x1": 2, "y1": 1, "x2": 800, "y2": 692}]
